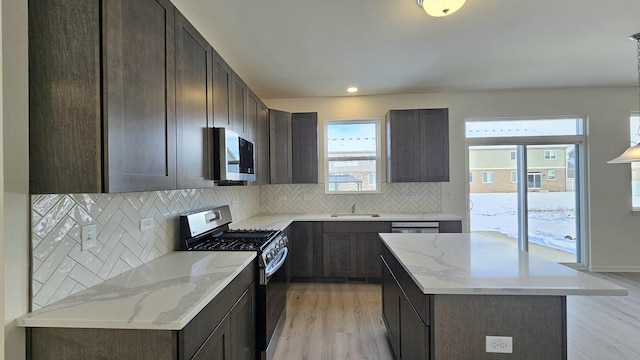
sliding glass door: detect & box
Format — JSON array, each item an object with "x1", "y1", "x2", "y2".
[{"x1": 467, "y1": 118, "x2": 586, "y2": 264}]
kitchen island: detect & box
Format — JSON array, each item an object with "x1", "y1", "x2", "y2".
[{"x1": 380, "y1": 233, "x2": 627, "y2": 360}]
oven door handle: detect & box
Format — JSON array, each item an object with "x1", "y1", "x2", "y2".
[{"x1": 264, "y1": 247, "x2": 288, "y2": 279}]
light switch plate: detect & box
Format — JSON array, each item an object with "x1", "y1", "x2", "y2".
[
  {"x1": 140, "y1": 218, "x2": 155, "y2": 232},
  {"x1": 81, "y1": 224, "x2": 97, "y2": 251},
  {"x1": 486, "y1": 336, "x2": 513, "y2": 353}
]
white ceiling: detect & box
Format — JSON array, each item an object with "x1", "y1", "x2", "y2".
[{"x1": 174, "y1": 0, "x2": 640, "y2": 99}]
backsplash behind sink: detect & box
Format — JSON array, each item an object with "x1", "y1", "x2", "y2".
[
  {"x1": 30, "y1": 187, "x2": 260, "y2": 310},
  {"x1": 260, "y1": 182, "x2": 441, "y2": 214}
]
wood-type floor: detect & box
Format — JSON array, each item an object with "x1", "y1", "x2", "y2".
[{"x1": 272, "y1": 273, "x2": 640, "y2": 360}]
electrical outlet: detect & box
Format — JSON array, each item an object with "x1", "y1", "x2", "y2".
[
  {"x1": 278, "y1": 195, "x2": 287, "y2": 200},
  {"x1": 81, "y1": 224, "x2": 97, "y2": 251},
  {"x1": 140, "y1": 217, "x2": 155, "y2": 232},
  {"x1": 486, "y1": 336, "x2": 513, "y2": 353},
  {"x1": 303, "y1": 193, "x2": 312, "y2": 201},
  {"x1": 449, "y1": 191, "x2": 458, "y2": 199}
]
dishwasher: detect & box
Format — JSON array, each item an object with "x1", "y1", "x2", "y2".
[{"x1": 391, "y1": 222, "x2": 440, "y2": 233}]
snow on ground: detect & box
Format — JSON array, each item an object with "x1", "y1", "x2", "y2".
[{"x1": 470, "y1": 192, "x2": 577, "y2": 254}]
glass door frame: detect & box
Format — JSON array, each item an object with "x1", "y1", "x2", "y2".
[{"x1": 466, "y1": 121, "x2": 589, "y2": 268}]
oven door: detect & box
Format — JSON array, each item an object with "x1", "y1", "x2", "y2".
[{"x1": 258, "y1": 248, "x2": 288, "y2": 360}]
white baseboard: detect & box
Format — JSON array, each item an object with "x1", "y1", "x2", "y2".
[{"x1": 587, "y1": 265, "x2": 640, "y2": 272}]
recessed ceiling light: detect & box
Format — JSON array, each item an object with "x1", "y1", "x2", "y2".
[{"x1": 347, "y1": 87, "x2": 358, "y2": 93}]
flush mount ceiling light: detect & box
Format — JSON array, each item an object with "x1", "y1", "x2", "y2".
[
  {"x1": 347, "y1": 87, "x2": 359, "y2": 93},
  {"x1": 608, "y1": 33, "x2": 640, "y2": 164},
  {"x1": 417, "y1": 0, "x2": 467, "y2": 17}
]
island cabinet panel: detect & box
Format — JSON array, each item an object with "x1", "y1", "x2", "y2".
[
  {"x1": 322, "y1": 222, "x2": 390, "y2": 279},
  {"x1": 192, "y1": 319, "x2": 230, "y2": 360},
  {"x1": 386, "y1": 108, "x2": 449, "y2": 183},
  {"x1": 175, "y1": 9, "x2": 214, "y2": 189},
  {"x1": 289, "y1": 222, "x2": 323, "y2": 278},
  {"x1": 382, "y1": 250, "x2": 432, "y2": 360}
]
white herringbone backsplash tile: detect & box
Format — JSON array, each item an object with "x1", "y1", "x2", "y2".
[
  {"x1": 260, "y1": 183, "x2": 442, "y2": 214},
  {"x1": 30, "y1": 187, "x2": 260, "y2": 310}
]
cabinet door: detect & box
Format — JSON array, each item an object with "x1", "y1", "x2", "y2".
[
  {"x1": 382, "y1": 258, "x2": 400, "y2": 359},
  {"x1": 418, "y1": 109, "x2": 449, "y2": 182},
  {"x1": 290, "y1": 222, "x2": 322, "y2": 278},
  {"x1": 323, "y1": 233, "x2": 356, "y2": 277},
  {"x1": 438, "y1": 220, "x2": 462, "y2": 233},
  {"x1": 230, "y1": 287, "x2": 256, "y2": 360},
  {"x1": 103, "y1": 0, "x2": 177, "y2": 192},
  {"x1": 356, "y1": 233, "x2": 382, "y2": 278},
  {"x1": 269, "y1": 109, "x2": 293, "y2": 184},
  {"x1": 246, "y1": 90, "x2": 259, "y2": 143},
  {"x1": 291, "y1": 113, "x2": 318, "y2": 184},
  {"x1": 193, "y1": 317, "x2": 231, "y2": 360},
  {"x1": 386, "y1": 110, "x2": 421, "y2": 182},
  {"x1": 213, "y1": 50, "x2": 232, "y2": 128},
  {"x1": 231, "y1": 73, "x2": 247, "y2": 136},
  {"x1": 399, "y1": 293, "x2": 430, "y2": 360},
  {"x1": 255, "y1": 102, "x2": 271, "y2": 185},
  {"x1": 175, "y1": 10, "x2": 214, "y2": 189},
  {"x1": 29, "y1": 0, "x2": 103, "y2": 193},
  {"x1": 387, "y1": 108, "x2": 449, "y2": 183}
]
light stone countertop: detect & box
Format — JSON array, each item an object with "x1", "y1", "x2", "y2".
[
  {"x1": 230, "y1": 212, "x2": 464, "y2": 231},
  {"x1": 17, "y1": 251, "x2": 256, "y2": 330},
  {"x1": 380, "y1": 233, "x2": 628, "y2": 296}
]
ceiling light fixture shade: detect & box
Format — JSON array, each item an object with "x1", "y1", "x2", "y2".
[
  {"x1": 608, "y1": 33, "x2": 640, "y2": 164},
  {"x1": 417, "y1": 0, "x2": 467, "y2": 17}
]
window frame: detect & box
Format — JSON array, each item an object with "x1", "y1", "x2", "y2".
[
  {"x1": 324, "y1": 118, "x2": 382, "y2": 194},
  {"x1": 544, "y1": 150, "x2": 557, "y2": 160},
  {"x1": 482, "y1": 171, "x2": 495, "y2": 184},
  {"x1": 511, "y1": 171, "x2": 517, "y2": 183},
  {"x1": 548, "y1": 169, "x2": 556, "y2": 180}
]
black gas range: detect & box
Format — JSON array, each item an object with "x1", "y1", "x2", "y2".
[{"x1": 179, "y1": 206, "x2": 288, "y2": 360}]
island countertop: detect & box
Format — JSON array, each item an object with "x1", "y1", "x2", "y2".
[
  {"x1": 380, "y1": 232, "x2": 627, "y2": 296},
  {"x1": 17, "y1": 251, "x2": 256, "y2": 330}
]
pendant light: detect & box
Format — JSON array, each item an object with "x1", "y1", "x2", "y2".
[
  {"x1": 608, "y1": 33, "x2": 640, "y2": 164},
  {"x1": 416, "y1": 0, "x2": 467, "y2": 17}
]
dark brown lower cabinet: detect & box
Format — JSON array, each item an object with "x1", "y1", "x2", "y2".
[
  {"x1": 289, "y1": 222, "x2": 323, "y2": 278},
  {"x1": 28, "y1": 263, "x2": 256, "y2": 360},
  {"x1": 322, "y1": 222, "x2": 390, "y2": 279},
  {"x1": 382, "y1": 255, "x2": 430, "y2": 360}
]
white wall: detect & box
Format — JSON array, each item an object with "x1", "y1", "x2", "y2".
[
  {"x1": 2, "y1": 0, "x2": 29, "y2": 358},
  {"x1": 265, "y1": 87, "x2": 640, "y2": 271}
]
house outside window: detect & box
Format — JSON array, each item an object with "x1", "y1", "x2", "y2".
[
  {"x1": 544, "y1": 150, "x2": 557, "y2": 160},
  {"x1": 511, "y1": 171, "x2": 517, "y2": 183},
  {"x1": 469, "y1": 172, "x2": 474, "y2": 183},
  {"x1": 482, "y1": 171, "x2": 494, "y2": 183},
  {"x1": 325, "y1": 119, "x2": 381, "y2": 193},
  {"x1": 510, "y1": 151, "x2": 516, "y2": 160},
  {"x1": 548, "y1": 170, "x2": 556, "y2": 180}
]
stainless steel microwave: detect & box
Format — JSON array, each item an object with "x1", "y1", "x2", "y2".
[{"x1": 212, "y1": 128, "x2": 255, "y2": 183}]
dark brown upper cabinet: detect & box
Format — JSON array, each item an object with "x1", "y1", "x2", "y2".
[
  {"x1": 386, "y1": 108, "x2": 450, "y2": 183},
  {"x1": 29, "y1": 0, "x2": 178, "y2": 193},
  {"x1": 175, "y1": 10, "x2": 215, "y2": 189},
  {"x1": 269, "y1": 109, "x2": 293, "y2": 184},
  {"x1": 292, "y1": 113, "x2": 319, "y2": 184},
  {"x1": 255, "y1": 102, "x2": 271, "y2": 185},
  {"x1": 231, "y1": 73, "x2": 247, "y2": 137},
  {"x1": 269, "y1": 110, "x2": 318, "y2": 184},
  {"x1": 213, "y1": 50, "x2": 232, "y2": 129}
]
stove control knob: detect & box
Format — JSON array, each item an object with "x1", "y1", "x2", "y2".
[{"x1": 266, "y1": 252, "x2": 273, "y2": 261}]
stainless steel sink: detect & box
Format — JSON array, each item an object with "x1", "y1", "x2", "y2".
[{"x1": 330, "y1": 213, "x2": 381, "y2": 218}]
